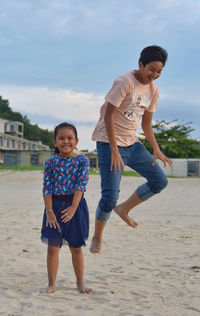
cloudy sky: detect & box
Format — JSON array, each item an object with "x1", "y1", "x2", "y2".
[{"x1": 0, "y1": 0, "x2": 200, "y2": 150}]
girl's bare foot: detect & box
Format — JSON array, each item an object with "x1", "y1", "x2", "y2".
[
  {"x1": 114, "y1": 205, "x2": 138, "y2": 228},
  {"x1": 89, "y1": 237, "x2": 102, "y2": 254},
  {"x1": 46, "y1": 284, "x2": 56, "y2": 294},
  {"x1": 77, "y1": 282, "x2": 92, "y2": 294}
]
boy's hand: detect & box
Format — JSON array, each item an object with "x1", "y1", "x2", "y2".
[
  {"x1": 61, "y1": 206, "x2": 76, "y2": 223},
  {"x1": 46, "y1": 211, "x2": 59, "y2": 229},
  {"x1": 111, "y1": 149, "x2": 125, "y2": 174},
  {"x1": 152, "y1": 149, "x2": 173, "y2": 168}
]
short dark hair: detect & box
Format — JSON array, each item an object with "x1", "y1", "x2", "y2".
[
  {"x1": 139, "y1": 45, "x2": 168, "y2": 67},
  {"x1": 54, "y1": 122, "x2": 78, "y2": 154}
]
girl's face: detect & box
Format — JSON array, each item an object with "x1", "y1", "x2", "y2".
[
  {"x1": 136, "y1": 61, "x2": 163, "y2": 85},
  {"x1": 54, "y1": 127, "x2": 78, "y2": 158}
]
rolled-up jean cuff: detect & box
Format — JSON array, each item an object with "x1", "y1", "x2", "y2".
[
  {"x1": 136, "y1": 183, "x2": 155, "y2": 201},
  {"x1": 96, "y1": 206, "x2": 111, "y2": 221}
]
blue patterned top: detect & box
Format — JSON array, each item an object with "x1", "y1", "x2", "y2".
[{"x1": 43, "y1": 154, "x2": 90, "y2": 195}]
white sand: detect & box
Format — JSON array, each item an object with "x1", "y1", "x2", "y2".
[{"x1": 0, "y1": 170, "x2": 200, "y2": 316}]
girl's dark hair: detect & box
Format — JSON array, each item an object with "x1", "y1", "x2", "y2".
[
  {"x1": 54, "y1": 122, "x2": 78, "y2": 154},
  {"x1": 139, "y1": 45, "x2": 168, "y2": 67}
]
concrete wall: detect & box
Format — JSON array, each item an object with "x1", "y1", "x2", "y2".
[
  {"x1": 125, "y1": 158, "x2": 200, "y2": 177},
  {"x1": 157, "y1": 159, "x2": 188, "y2": 177},
  {"x1": 2, "y1": 150, "x2": 53, "y2": 166}
]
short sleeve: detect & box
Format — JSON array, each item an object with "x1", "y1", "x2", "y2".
[
  {"x1": 75, "y1": 156, "x2": 90, "y2": 193},
  {"x1": 43, "y1": 159, "x2": 53, "y2": 195},
  {"x1": 105, "y1": 76, "x2": 131, "y2": 108},
  {"x1": 146, "y1": 86, "x2": 159, "y2": 113}
]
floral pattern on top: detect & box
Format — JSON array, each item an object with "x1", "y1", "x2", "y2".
[{"x1": 43, "y1": 154, "x2": 90, "y2": 195}]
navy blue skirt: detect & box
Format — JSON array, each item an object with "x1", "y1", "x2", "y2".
[{"x1": 41, "y1": 195, "x2": 89, "y2": 248}]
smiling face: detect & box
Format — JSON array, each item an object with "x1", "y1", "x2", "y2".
[
  {"x1": 54, "y1": 127, "x2": 78, "y2": 158},
  {"x1": 135, "y1": 61, "x2": 164, "y2": 85}
]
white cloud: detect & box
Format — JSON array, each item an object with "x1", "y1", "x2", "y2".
[
  {"x1": 0, "y1": 85, "x2": 104, "y2": 122},
  {"x1": 1, "y1": 0, "x2": 200, "y2": 41}
]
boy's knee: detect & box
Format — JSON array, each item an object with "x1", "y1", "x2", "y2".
[
  {"x1": 152, "y1": 176, "x2": 168, "y2": 194},
  {"x1": 100, "y1": 191, "x2": 119, "y2": 211}
]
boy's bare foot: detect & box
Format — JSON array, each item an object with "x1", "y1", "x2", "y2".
[
  {"x1": 46, "y1": 285, "x2": 56, "y2": 294},
  {"x1": 114, "y1": 205, "x2": 138, "y2": 228},
  {"x1": 89, "y1": 237, "x2": 102, "y2": 254},
  {"x1": 77, "y1": 282, "x2": 92, "y2": 294}
]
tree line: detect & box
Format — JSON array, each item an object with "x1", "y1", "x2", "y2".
[
  {"x1": 1, "y1": 95, "x2": 200, "y2": 158},
  {"x1": 0, "y1": 96, "x2": 54, "y2": 148}
]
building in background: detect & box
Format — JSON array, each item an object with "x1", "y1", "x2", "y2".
[{"x1": 0, "y1": 118, "x2": 51, "y2": 166}]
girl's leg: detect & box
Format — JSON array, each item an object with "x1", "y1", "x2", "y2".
[
  {"x1": 46, "y1": 245, "x2": 60, "y2": 293},
  {"x1": 115, "y1": 142, "x2": 168, "y2": 226},
  {"x1": 69, "y1": 247, "x2": 92, "y2": 294}
]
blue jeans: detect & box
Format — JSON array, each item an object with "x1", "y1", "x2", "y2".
[{"x1": 96, "y1": 141, "x2": 168, "y2": 221}]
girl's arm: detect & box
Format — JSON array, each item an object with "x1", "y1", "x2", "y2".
[
  {"x1": 104, "y1": 103, "x2": 124, "y2": 173},
  {"x1": 43, "y1": 159, "x2": 59, "y2": 229},
  {"x1": 43, "y1": 194, "x2": 59, "y2": 228},
  {"x1": 142, "y1": 111, "x2": 173, "y2": 167},
  {"x1": 61, "y1": 155, "x2": 89, "y2": 222},
  {"x1": 61, "y1": 190, "x2": 83, "y2": 223}
]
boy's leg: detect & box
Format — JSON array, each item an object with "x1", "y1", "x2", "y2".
[
  {"x1": 90, "y1": 142, "x2": 124, "y2": 253},
  {"x1": 69, "y1": 247, "x2": 92, "y2": 294},
  {"x1": 115, "y1": 142, "x2": 168, "y2": 226},
  {"x1": 46, "y1": 245, "x2": 60, "y2": 293},
  {"x1": 114, "y1": 191, "x2": 140, "y2": 227}
]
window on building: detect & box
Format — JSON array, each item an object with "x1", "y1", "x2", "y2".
[
  {"x1": 18, "y1": 125, "x2": 23, "y2": 132},
  {"x1": 12, "y1": 140, "x2": 15, "y2": 148}
]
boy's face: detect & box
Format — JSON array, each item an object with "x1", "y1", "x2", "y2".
[{"x1": 138, "y1": 61, "x2": 164, "y2": 84}]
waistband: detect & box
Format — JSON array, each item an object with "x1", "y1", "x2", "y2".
[{"x1": 52, "y1": 194, "x2": 74, "y2": 201}]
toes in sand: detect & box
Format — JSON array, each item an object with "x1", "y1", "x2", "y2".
[
  {"x1": 89, "y1": 237, "x2": 102, "y2": 254},
  {"x1": 77, "y1": 282, "x2": 92, "y2": 294},
  {"x1": 46, "y1": 285, "x2": 56, "y2": 294}
]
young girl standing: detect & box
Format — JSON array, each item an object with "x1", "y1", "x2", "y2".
[{"x1": 41, "y1": 122, "x2": 92, "y2": 294}]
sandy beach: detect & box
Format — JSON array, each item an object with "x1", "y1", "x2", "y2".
[{"x1": 0, "y1": 170, "x2": 200, "y2": 316}]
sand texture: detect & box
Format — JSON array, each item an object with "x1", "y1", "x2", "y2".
[{"x1": 0, "y1": 171, "x2": 200, "y2": 316}]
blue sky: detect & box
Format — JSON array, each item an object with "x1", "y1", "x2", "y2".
[{"x1": 0, "y1": 0, "x2": 200, "y2": 150}]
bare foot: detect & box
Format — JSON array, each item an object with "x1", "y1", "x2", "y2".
[
  {"x1": 46, "y1": 285, "x2": 56, "y2": 294},
  {"x1": 114, "y1": 205, "x2": 138, "y2": 228},
  {"x1": 77, "y1": 282, "x2": 92, "y2": 294},
  {"x1": 89, "y1": 237, "x2": 102, "y2": 254}
]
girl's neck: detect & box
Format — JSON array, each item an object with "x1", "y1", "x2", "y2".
[{"x1": 57, "y1": 153, "x2": 78, "y2": 159}]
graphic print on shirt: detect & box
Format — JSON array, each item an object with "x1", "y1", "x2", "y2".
[{"x1": 124, "y1": 94, "x2": 150, "y2": 121}]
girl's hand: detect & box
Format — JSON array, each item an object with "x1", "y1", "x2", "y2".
[
  {"x1": 152, "y1": 149, "x2": 173, "y2": 168},
  {"x1": 61, "y1": 206, "x2": 76, "y2": 223},
  {"x1": 46, "y1": 211, "x2": 59, "y2": 229}
]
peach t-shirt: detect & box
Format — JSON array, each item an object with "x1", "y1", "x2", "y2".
[{"x1": 92, "y1": 70, "x2": 159, "y2": 147}]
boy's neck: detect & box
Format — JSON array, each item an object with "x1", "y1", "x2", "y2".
[{"x1": 134, "y1": 70, "x2": 146, "y2": 85}]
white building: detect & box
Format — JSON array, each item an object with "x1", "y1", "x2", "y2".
[{"x1": 0, "y1": 118, "x2": 49, "y2": 164}]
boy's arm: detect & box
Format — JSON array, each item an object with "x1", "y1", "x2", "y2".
[
  {"x1": 104, "y1": 103, "x2": 124, "y2": 173},
  {"x1": 142, "y1": 111, "x2": 173, "y2": 167}
]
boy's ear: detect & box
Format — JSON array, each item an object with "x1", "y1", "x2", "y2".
[{"x1": 138, "y1": 61, "x2": 144, "y2": 69}]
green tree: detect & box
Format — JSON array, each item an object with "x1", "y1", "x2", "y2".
[
  {"x1": 0, "y1": 96, "x2": 54, "y2": 148},
  {"x1": 140, "y1": 120, "x2": 200, "y2": 158}
]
